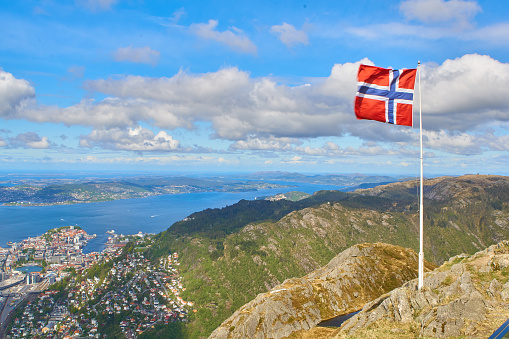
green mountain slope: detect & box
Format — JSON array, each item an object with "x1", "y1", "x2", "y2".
[
  {"x1": 209, "y1": 243, "x2": 435, "y2": 339},
  {"x1": 145, "y1": 175, "x2": 509, "y2": 338}
]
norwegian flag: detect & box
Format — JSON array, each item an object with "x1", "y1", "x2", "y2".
[{"x1": 355, "y1": 64, "x2": 417, "y2": 127}]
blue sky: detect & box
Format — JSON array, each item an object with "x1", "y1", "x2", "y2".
[{"x1": 1, "y1": 0, "x2": 509, "y2": 175}]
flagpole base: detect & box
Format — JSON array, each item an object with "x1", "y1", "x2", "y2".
[{"x1": 418, "y1": 251, "x2": 424, "y2": 289}]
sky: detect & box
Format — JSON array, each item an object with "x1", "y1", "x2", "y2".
[{"x1": 1, "y1": 0, "x2": 509, "y2": 176}]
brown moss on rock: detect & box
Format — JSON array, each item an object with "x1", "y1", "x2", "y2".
[{"x1": 334, "y1": 241, "x2": 509, "y2": 339}]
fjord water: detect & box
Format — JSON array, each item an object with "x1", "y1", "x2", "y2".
[{"x1": 0, "y1": 182, "x2": 344, "y2": 253}]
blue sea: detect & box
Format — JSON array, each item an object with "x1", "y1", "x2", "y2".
[{"x1": 0, "y1": 182, "x2": 345, "y2": 253}]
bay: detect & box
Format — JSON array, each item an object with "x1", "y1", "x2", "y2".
[{"x1": 0, "y1": 182, "x2": 345, "y2": 253}]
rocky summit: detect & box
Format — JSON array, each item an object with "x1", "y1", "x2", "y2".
[
  {"x1": 333, "y1": 240, "x2": 509, "y2": 338},
  {"x1": 209, "y1": 243, "x2": 434, "y2": 339}
]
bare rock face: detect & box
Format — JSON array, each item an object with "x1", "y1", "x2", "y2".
[
  {"x1": 335, "y1": 241, "x2": 509, "y2": 338},
  {"x1": 209, "y1": 243, "x2": 428, "y2": 339}
]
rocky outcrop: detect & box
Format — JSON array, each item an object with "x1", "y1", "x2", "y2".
[
  {"x1": 209, "y1": 243, "x2": 433, "y2": 339},
  {"x1": 334, "y1": 240, "x2": 509, "y2": 338}
]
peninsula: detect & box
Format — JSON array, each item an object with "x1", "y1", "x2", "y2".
[{"x1": 0, "y1": 175, "x2": 289, "y2": 206}]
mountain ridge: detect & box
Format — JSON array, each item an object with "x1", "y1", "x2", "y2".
[
  {"x1": 209, "y1": 242, "x2": 435, "y2": 339},
  {"x1": 144, "y1": 174, "x2": 509, "y2": 338}
]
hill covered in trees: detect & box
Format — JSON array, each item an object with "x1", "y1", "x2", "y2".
[{"x1": 143, "y1": 174, "x2": 509, "y2": 338}]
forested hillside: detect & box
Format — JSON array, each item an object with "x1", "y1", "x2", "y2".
[{"x1": 144, "y1": 175, "x2": 509, "y2": 338}]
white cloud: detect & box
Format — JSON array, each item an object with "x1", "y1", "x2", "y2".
[
  {"x1": 419, "y1": 129, "x2": 509, "y2": 155},
  {"x1": 189, "y1": 20, "x2": 257, "y2": 55},
  {"x1": 0, "y1": 69, "x2": 35, "y2": 118},
  {"x1": 76, "y1": 66, "x2": 357, "y2": 139},
  {"x1": 347, "y1": 21, "x2": 509, "y2": 48},
  {"x1": 28, "y1": 137, "x2": 51, "y2": 149},
  {"x1": 423, "y1": 130, "x2": 482, "y2": 154},
  {"x1": 420, "y1": 54, "x2": 509, "y2": 131},
  {"x1": 171, "y1": 8, "x2": 186, "y2": 24},
  {"x1": 347, "y1": 22, "x2": 447, "y2": 40},
  {"x1": 24, "y1": 97, "x2": 191, "y2": 130},
  {"x1": 270, "y1": 23, "x2": 309, "y2": 48},
  {"x1": 319, "y1": 58, "x2": 371, "y2": 100},
  {"x1": 348, "y1": 124, "x2": 414, "y2": 143},
  {"x1": 282, "y1": 156, "x2": 307, "y2": 164},
  {"x1": 230, "y1": 136, "x2": 301, "y2": 151},
  {"x1": 47, "y1": 154, "x2": 217, "y2": 166},
  {"x1": 400, "y1": 0, "x2": 481, "y2": 29},
  {"x1": 467, "y1": 23, "x2": 509, "y2": 44},
  {"x1": 10, "y1": 132, "x2": 52, "y2": 149},
  {"x1": 80, "y1": 126, "x2": 180, "y2": 152},
  {"x1": 6, "y1": 54, "x2": 509, "y2": 158},
  {"x1": 348, "y1": 1, "x2": 508, "y2": 46},
  {"x1": 0, "y1": 138, "x2": 6, "y2": 147},
  {"x1": 113, "y1": 46, "x2": 160, "y2": 66},
  {"x1": 293, "y1": 145, "x2": 329, "y2": 156}
]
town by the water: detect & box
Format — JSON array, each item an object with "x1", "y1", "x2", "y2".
[{"x1": 0, "y1": 226, "x2": 192, "y2": 338}]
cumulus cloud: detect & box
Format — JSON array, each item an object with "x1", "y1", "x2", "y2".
[
  {"x1": 80, "y1": 126, "x2": 180, "y2": 152},
  {"x1": 113, "y1": 46, "x2": 160, "y2": 66},
  {"x1": 422, "y1": 129, "x2": 509, "y2": 155},
  {"x1": 10, "y1": 132, "x2": 52, "y2": 149},
  {"x1": 0, "y1": 138, "x2": 6, "y2": 147},
  {"x1": 270, "y1": 23, "x2": 309, "y2": 48},
  {"x1": 22, "y1": 97, "x2": 191, "y2": 130},
  {"x1": 0, "y1": 69, "x2": 35, "y2": 118},
  {"x1": 400, "y1": 0, "x2": 481, "y2": 29},
  {"x1": 423, "y1": 130, "x2": 482, "y2": 154},
  {"x1": 76, "y1": 66, "x2": 357, "y2": 139},
  {"x1": 421, "y1": 54, "x2": 509, "y2": 131},
  {"x1": 6, "y1": 54, "x2": 509, "y2": 155},
  {"x1": 190, "y1": 20, "x2": 257, "y2": 55}
]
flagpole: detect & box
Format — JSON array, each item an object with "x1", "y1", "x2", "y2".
[{"x1": 418, "y1": 61, "x2": 424, "y2": 290}]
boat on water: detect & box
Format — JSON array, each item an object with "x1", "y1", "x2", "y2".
[{"x1": 106, "y1": 230, "x2": 115, "y2": 234}]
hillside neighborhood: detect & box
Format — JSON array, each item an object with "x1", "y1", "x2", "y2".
[{"x1": 0, "y1": 227, "x2": 192, "y2": 338}]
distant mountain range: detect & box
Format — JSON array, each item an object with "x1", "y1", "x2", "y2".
[
  {"x1": 143, "y1": 174, "x2": 509, "y2": 338},
  {"x1": 239, "y1": 171, "x2": 408, "y2": 189}
]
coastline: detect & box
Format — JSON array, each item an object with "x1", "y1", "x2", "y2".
[{"x1": 0, "y1": 182, "x2": 347, "y2": 253}]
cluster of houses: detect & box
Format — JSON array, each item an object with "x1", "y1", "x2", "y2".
[
  {"x1": 0, "y1": 227, "x2": 136, "y2": 290},
  {"x1": 8, "y1": 240, "x2": 194, "y2": 338},
  {"x1": 10, "y1": 290, "x2": 97, "y2": 338},
  {"x1": 5, "y1": 226, "x2": 96, "y2": 268},
  {"x1": 0, "y1": 227, "x2": 102, "y2": 293}
]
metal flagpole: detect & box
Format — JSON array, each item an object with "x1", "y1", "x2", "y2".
[{"x1": 418, "y1": 61, "x2": 424, "y2": 290}]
